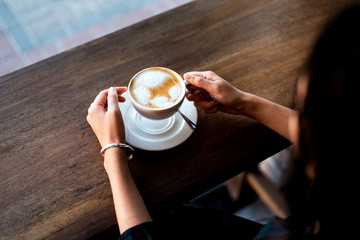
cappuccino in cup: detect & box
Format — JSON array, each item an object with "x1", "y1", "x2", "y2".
[
  {"x1": 128, "y1": 67, "x2": 186, "y2": 119},
  {"x1": 129, "y1": 67, "x2": 183, "y2": 109}
]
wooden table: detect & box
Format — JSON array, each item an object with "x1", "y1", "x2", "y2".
[{"x1": 0, "y1": 0, "x2": 353, "y2": 239}]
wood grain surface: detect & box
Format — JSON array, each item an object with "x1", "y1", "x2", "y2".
[{"x1": 0, "y1": 0, "x2": 354, "y2": 239}]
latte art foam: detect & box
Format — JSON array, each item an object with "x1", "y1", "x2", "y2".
[{"x1": 131, "y1": 69, "x2": 181, "y2": 108}]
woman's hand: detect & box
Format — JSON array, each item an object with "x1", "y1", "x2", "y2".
[
  {"x1": 184, "y1": 71, "x2": 298, "y2": 142},
  {"x1": 87, "y1": 87, "x2": 127, "y2": 147},
  {"x1": 87, "y1": 87, "x2": 153, "y2": 233},
  {"x1": 184, "y1": 71, "x2": 245, "y2": 115}
]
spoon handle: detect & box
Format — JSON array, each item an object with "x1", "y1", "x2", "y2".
[{"x1": 178, "y1": 110, "x2": 197, "y2": 130}]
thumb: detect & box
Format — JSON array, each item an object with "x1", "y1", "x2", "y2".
[{"x1": 107, "y1": 87, "x2": 119, "y2": 112}]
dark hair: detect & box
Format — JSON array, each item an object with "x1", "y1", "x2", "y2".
[{"x1": 287, "y1": 4, "x2": 360, "y2": 239}]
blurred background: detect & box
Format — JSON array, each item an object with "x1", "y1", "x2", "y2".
[{"x1": 0, "y1": 0, "x2": 192, "y2": 76}]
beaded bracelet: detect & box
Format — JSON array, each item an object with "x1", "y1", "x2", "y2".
[{"x1": 100, "y1": 143, "x2": 134, "y2": 160}]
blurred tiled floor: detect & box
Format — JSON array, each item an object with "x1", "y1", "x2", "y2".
[{"x1": 0, "y1": 0, "x2": 192, "y2": 77}]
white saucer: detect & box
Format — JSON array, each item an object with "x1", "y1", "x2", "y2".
[{"x1": 119, "y1": 92, "x2": 198, "y2": 151}]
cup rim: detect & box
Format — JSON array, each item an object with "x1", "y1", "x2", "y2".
[{"x1": 127, "y1": 67, "x2": 186, "y2": 111}]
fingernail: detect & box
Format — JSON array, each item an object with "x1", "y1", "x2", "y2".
[{"x1": 109, "y1": 87, "x2": 116, "y2": 92}]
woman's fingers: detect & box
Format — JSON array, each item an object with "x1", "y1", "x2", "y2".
[
  {"x1": 107, "y1": 87, "x2": 120, "y2": 112},
  {"x1": 194, "y1": 100, "x2": 219, "y2": 113},
  {"x1": 113, "y1": 87, "x2": 127, "y2": 103},
  {"x1": 184, "y1": 73, "x2": 213, "y2": 91},
  {"x1": 93, "y1": 89, "x2": 108, "y2": 107}
]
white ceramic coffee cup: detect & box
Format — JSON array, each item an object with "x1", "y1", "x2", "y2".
[{"x1": 128, "y1": 67, "x2": 186, "y2": 120}]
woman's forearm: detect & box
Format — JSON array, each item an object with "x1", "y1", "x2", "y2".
[
  {"x1": 240, "y1": 92, "x2": 298, "y2": 143},
  {"x1": 104, "y1": 148, "x2": 152, "y2": 234}
]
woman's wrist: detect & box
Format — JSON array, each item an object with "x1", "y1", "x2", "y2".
[
  {"x1": 240, "y1": 92, "x2": 265, "y2": 118},
  {"x1": 103, "y1": 147, "x2": 128, "y2": 174},
  {"x1": 231, "y1": 89, "x2": 254, "y2": 115}
]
